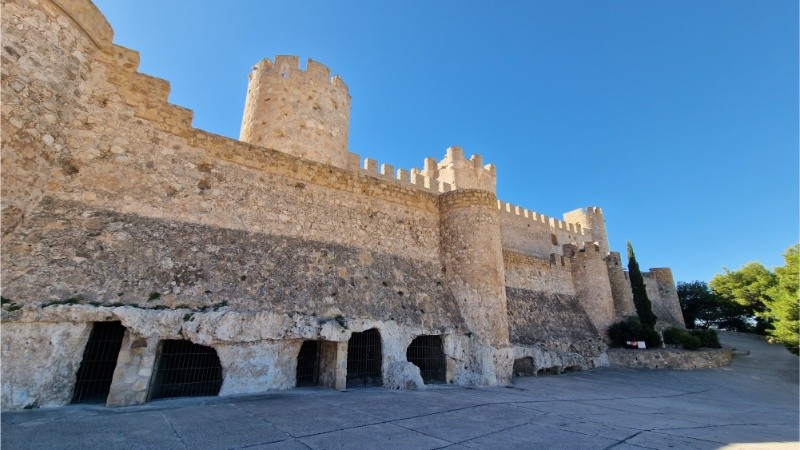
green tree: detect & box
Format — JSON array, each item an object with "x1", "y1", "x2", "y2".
[
  {"x1": 677, "y1": 281, "x2": 751, "y2": 331},
  {"x1": 764, "y1": 244, "x2": 799, "y2": 354},
  {"x1": 710, "y1": 262, "x2": 777, "y2": 334},
  {"x1": 627, "y1": 242, "x2": 657, "y2": 328}
]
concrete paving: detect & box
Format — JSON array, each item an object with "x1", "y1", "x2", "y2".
[{"x1": 2, "y1": 332, "x2": 797, "y2": 449}]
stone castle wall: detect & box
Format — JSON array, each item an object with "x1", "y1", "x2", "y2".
[
  {"x1": 497, "y1": 201, "x2": 601, "y2": 260},
  {"x1": 1, "y1": 0, "x2": 684, "y2": 410},
  {"x1": 644, "y1": 269, "x2": 686, "y2": 328},
  {"x1": 606, "y1": 252, "x2": 637, "y2": 318},
  {"x1": 504, "y1": 251, "x2": 604, "y2": 354}
]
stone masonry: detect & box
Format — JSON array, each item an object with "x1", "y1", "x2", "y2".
[{"x1": 1, "y1": 0, "x2": 684, "y2": 410}]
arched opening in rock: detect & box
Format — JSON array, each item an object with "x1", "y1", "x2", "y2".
[
  {"x1": 72, "y1": 321, "x2": 126, "y2": 404},
  {"x1": 147, "y1": 340, "x2": 223, "y2": 401},
  {"x1": 296, "y1": 340, "x2": 320, "y2": 386},
  {"x1": 406, "y1": 335, "x2": 446, "y2": 384},
  {"x1": 512, "y1": 356, "x2": 536, "y2": 377},
  {"x1": 346, "y1": 329, "x2": 382, "y2": 388},
  {"x1": 295, "y1": 340, "x2": 341, "y2": 389}
]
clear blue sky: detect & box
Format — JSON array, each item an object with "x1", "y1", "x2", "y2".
[{"x1": 93, "y1": 0, "x2": 798, "y2": 283}]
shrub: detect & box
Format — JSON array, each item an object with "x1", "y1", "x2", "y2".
[
  {"x1": 682, "y1": 333, "x2": 702, "y2": 350},
  {"x1": 642, "y1": 327, "x2": 663, "y2": 348},
  {"x1": 607, "y1": 316, "x2": 661, "y2": 348},
  {"x1": 663, "y1": 327, "x2": 686, "y2": 345},
  {"x1": 690, "y1": 329, "x2": 721, "y2": 348},
  {"x1": 663, "y1": 326, "x2": 706, "y2": 350},
  {"x1": 608, "y1": 317, "x2": 642, "y2": 347}
]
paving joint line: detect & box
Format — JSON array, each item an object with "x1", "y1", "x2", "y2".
[{"x1": 159, "y1": 411, "x2": 188, "y2": 449}]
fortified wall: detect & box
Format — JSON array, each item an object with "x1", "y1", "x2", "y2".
[{"x1": 0, "y1": 0, "x2": 684, "y2": 410}]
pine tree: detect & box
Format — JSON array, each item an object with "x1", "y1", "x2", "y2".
[
  {"x1": 764, "y1": 244, "x2": 799, "y2": 354},
  {"x1": 628, "y1": 241, "x2": 657, "y2": 328}
]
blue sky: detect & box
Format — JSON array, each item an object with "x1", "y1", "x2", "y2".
[{"x1": 93, "y1": 0, "x2": 798, "y2": 283}]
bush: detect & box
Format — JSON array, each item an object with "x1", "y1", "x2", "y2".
[
  {"x1": 690, "y1": 329, "x2": 721, "y2": 348},
  {"x1": 663, "y1": 327, "x2": 686, "y2": 345},
  {"x1": 607, "y1": 317, "x2": 662, "y2": 348},
  {"x1": 663, "y1": 326, "x2": 708, "y2": 350},
  {"x1": 608, "y1": 317, "x2": 642, "y2": 347},
  {"x1": 642, "y1": 327, "x2": 663, "y2": 348},
  {"x1": 682, "y1": 333, "x2": 702, "y2": 350}
]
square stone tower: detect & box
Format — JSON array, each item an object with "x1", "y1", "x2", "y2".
[{"x1": 240, "y1": 56, "x2": 352, "y2": 169}]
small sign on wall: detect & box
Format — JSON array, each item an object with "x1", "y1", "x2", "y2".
[{"x1": 625, "y1": 341, "x2": 647, "y2": 349}]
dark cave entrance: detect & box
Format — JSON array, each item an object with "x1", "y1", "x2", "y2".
[
  {"x1": 71, "y1": 321, "x2": 126, "y2": 404},
  {"x1": 406, "y1": 335, "x2": 446, "y2": 384},
  {"x1": 346, "y1": 329, "x2": 382, "y2": 388},
  {"x1": 147, "y1": 340, "x2": 223, "y2": 401}
]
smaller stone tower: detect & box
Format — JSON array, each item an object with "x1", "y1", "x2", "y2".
[
  {"x1": 564, "y1": 243, "x2": 617, "y2": 336},
  {"x1": 647, "y1": 268, "x2": 686, "y2": 327},
  {"x1": 240, "y1": 56, "x2": 351, "y2": 169},
  {"x1": 563, "y1": 207, "x2": 610, "y2": 255},
  {"x1": 435, "y1": 147, "x2": 511, "y2": 385}
]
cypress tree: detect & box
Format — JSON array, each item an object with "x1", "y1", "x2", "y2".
[{"x1": 628, "y1": 241, "x2": 657, "y2": 328}]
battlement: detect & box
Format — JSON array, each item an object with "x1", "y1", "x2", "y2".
[
  {"x1": 585, "y1": 206, "x2": 604, "y2": 217},
  {"x1": 496, "y1": 200, "x2": 587, "y2": 236},
  {"x1": 431, "y1": 146, "x2": 497, "y2": 193},
  {"x1": 358, "y1": 156, "x2": 454, "y2": 194},
  {"x1": 563, "y1": 206, "x2": 609, "y2": 255},
  {"x1": 352, "y1": 146, "x2": 500, "y2": 195},
  {"x1": 251, "y1": 56, "x2": 349, "y2": 92},
  {"x1": 89, "y1": 42, "x2": 194, "y2": 136}
]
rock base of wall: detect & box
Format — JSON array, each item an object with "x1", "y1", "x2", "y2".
[
  {"x1": 607, "y1": 348, "x2": 733, "y2": 370},
  {"x1": 511, "y1": 344, "x2": 609, "y2": 377}
]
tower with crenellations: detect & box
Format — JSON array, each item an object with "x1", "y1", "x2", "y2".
[
  {"x1": 240, "y1": 56, "x2": 353, "y2": 170},
  {"x1": 563, "y1": 207, "x2": 610, "y2": 255}
]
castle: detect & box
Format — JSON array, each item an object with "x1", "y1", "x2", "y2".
[{"x1": 0, "y1": 0, "x2": 684, "y2": 410}]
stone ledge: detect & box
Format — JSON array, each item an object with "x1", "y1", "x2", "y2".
[{"x1": 607, "y1": 347, "x2": 733, "y2": 370}]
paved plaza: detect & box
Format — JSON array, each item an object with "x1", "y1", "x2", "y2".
[{"x1": 2, "y1": 332, "x2": 797, "y2": 449}]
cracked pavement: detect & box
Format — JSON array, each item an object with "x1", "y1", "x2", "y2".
[{"x1": 2, "y1": 332, "x2": 797, "y2": 449}]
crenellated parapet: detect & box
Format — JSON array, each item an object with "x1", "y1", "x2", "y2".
[
  {"x1": 427, "y1": 146, "x2": 497, "y2": 193},
  {"x1": 357, "y1": 156, "x2": 454, "y2": 194},
  {"x1": 94, "y1": 45, "x2": 194, "y2": 135},
  {"x1": 497, "y1": 200, "x2": 587, "y2": 236},
  {"x1": 563, "y1": 207, "x2": 609, "y2": 255},
  {"x1": 352, "y1": 145, "x2": 499, "y2": 197}
]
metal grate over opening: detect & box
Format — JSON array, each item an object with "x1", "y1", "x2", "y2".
[
  {"x1": 406, "y1": 335, "x2": 446, "y2": 384},
  {"x1": 296, "y1": 340, "x2": 320, "y2": 387},
  {"x1": 148, "y1": 340, "x2": 223, "y2": 401},
  {"x1": 346, "y1": 328, "x2": 382, "y2": 388},
  {"x1": 72, "y1": 321, "x2": 126, "y2": 404}
]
